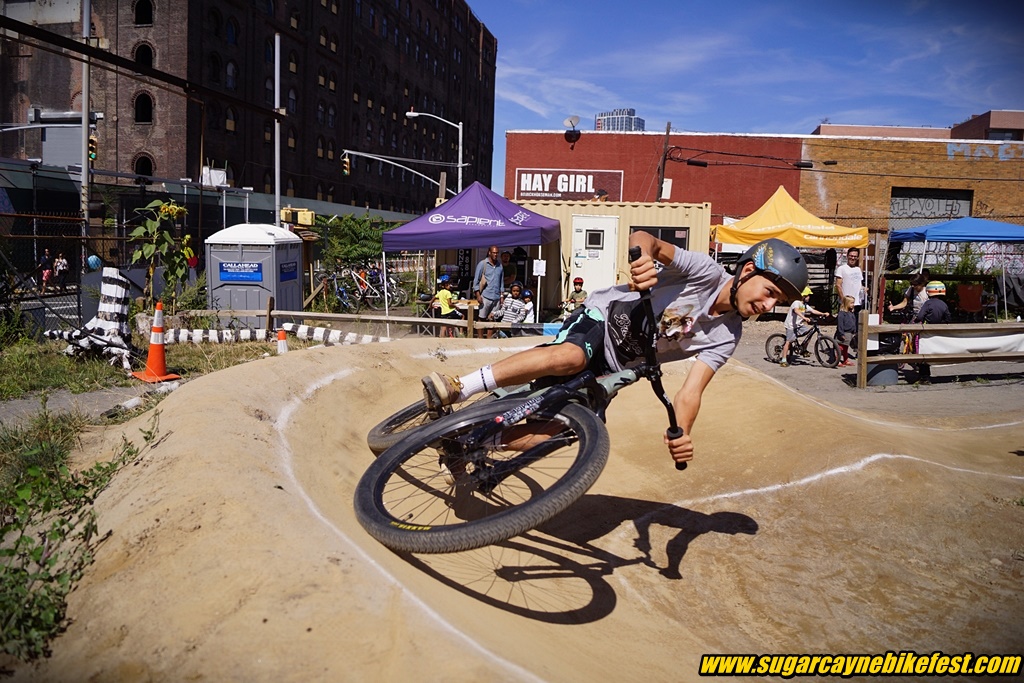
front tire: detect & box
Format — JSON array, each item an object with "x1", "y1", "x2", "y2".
[
  {"x1": 355, "y1": 400, "x2": 609, "y2": 554},
  {"x1": 765, "y1": 333, "x2": 786, "y2": 363},
  {"x1": 814, "y1": 336, "x2": 841, "y2": 368}
]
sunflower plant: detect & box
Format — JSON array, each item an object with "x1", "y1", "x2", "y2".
[{"x1": 128, "y1": 200, "x2": 194, "y2": 313}]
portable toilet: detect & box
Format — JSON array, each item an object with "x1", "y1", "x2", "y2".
[{"x1": 205, "y1": 223, "x2": 303, "y2": 326}]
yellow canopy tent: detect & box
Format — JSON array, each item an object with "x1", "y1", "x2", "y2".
[{"x1": 713, "y1": 186, "x2": 868, "y2": 248}]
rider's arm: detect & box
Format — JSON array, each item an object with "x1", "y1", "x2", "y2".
[
  {"x1": 667, "y1": 360, "x2": 717, "y2": 464},
  {"x1": 627, "y1": 231, "x2": 675, "y2": 290}
]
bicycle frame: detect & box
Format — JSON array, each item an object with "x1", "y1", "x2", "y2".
[{"x1": 438, "y1": 367, "x2": 645, "y2": 494}]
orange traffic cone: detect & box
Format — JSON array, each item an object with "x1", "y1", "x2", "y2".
[
  {"x1": 133, "y1": 302, "x2": 181, "y2": 383},
  {"x1": 277, "y1": 329, "x2": 289, "y2": 355}
]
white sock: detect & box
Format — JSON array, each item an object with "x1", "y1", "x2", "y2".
[{"x1": 457, "y1": 365, "x2": 496, "y2": 401}]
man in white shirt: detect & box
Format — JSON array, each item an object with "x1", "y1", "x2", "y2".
[
  {"x1": 834, "y1": 247, "x2": 866, "y2": 349},
  {"x1": 834, "y1": 247, "x2": 865, "y2": 314}
]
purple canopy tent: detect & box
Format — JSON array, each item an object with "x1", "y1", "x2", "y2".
[
  {"x1": 382, "y1": 181, "x2": 560, "y2": 250},
  {"x1": 380, "y1": 182, "x2": 561, "y2": 323}
]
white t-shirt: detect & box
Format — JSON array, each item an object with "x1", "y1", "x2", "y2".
[
  {"x1": 835, "y1": 263, "x2": 864, "y2": 306},
  {"x1": 785, "y1": 300, "x2": 807, "y2": 330},
  {"x1": 585, "y1": 248, "x2": 742, "y2": 373}
]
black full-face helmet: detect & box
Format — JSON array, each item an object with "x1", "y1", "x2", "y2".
[{"x1": 731, "y1": 238, "x2": 808, "y2": 309}]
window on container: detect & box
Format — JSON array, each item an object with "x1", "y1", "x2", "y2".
[
  {"x1": 316, "y1": 136, "x2": 325, "y2": 158},
  {"x1": 225, "y1": 61, "x2": 238, "y2": 90},
  {"x1": 320, "y1": 28, "x2": 328, "y2": 47},
  {"x1": 208, "y1": 9, "x2": 221, "y2": 36},
  {"x1": 287, "y1": 87, "x2": 297, "y2": 113},
  {"x1": 226, "y1": 18, "x2": 238, "y2": 45},
  {"x1": 264, "y1": 77, "x2": 273, "y2": 104},
  {"x1": 263, "y1": 172, "x2": 272, "y2": 194},
  {"x1": 225, "y1": 107, "x2": 237, "y2": 132},
  {"x1": 287, "y1": 127, "x2": 297, "y2": 150}
]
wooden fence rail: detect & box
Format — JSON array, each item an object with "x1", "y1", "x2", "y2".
[{"x1": 855, "y1": 310, "x2": 1024, "y2": 388}]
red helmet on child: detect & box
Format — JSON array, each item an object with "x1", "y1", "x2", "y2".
[{"x1": 573, "y1": 277, "x2": 584, "y2": 285}]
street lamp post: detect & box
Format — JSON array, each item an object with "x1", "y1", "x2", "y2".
[{"x1": 404, "y1": 111, "x2": 463, "y2": 194}]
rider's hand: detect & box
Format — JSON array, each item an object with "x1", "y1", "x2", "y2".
[
  {"x1": 664, "y1": 430, "x2": 694, "y2": 465},
  {"x1": 629, "y1": 253, "x2": 658, "y2": 292}
]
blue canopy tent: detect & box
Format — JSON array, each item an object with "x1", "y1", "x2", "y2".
[{"x1": 889, "y1": 217, "x2": 1024, "y2": 318}]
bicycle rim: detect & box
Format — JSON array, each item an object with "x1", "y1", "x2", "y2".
[{"x1": 355, "y1": 401, "x2": 609, "y2": 554}]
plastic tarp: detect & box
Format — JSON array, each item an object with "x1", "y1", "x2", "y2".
[
  {"x1": 712, "y1": 186, "x2": 868, "y2": 248},
  {"x1": 888, "y1": 217, "x2": 1024, "y2": 243},
  {"x1": 382, "y1": 181, "x2": 560, "y2": 251}
]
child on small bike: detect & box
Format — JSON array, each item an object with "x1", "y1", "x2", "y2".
[
  {"x1": 428, "y1": 276, "x2": 462, "y2": 320},
  {"x1": 780, "y1": 286, "x2": 828, "y2": 367},
  {"x1": 421, "y1": 235, "x2": 808, "y2": 468}
]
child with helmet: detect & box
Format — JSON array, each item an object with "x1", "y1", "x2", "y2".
[
  {"x1": 563, "y1": 276, "x2": 589, "y2": 313},
  {"x1": 429, "y1": 275, "x2": 462, "y2": 321},
  {"x1": 911, "y1": 281, "x2": 951, "y2": 383},
  {"x1": 779, "y1": 286, "x2": 828, "y2": 367},
  {"x1": 420, "y1": 233, "x2": 808, "y2": 467}
]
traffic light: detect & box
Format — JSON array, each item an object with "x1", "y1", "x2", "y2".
[
  {"x1": 87, "y1": 135, "x2": 98, "y2": 163},
  {"x1": 342, "y1": 154, "x2": 350, "y2": 176}
]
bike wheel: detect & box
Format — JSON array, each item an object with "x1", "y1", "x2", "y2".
[
  {"x1": 366, "y1": 393, "x2": 496, "y2": 455},
  {"x1": 354, "y1": 400, "x2": 609, "y2": 554},
  {"x1": 765, "y1": 334, "x2": 786, "y2": 363},
  {"x1": 814, "y1": 335, "x2": 841, "y2": 368}
]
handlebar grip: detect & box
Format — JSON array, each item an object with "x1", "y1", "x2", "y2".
[
  {"x1": 666, "y1": 426, "x2": 687, "y2": 471},
  {"x1": 628, "y1": 245, "x2": 642, "y2": 263}
]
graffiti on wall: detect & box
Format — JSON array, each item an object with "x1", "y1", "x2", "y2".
[
  {"x1": 890, "y1": 196, "x2": 970, "y2": 219},
  {"x1": 947, "y1": 143, "x2": 1022, "y2": 161}
]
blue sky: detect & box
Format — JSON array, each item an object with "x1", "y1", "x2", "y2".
[{"x1": 469, "y1": 0, "x2": 1024, "y2": 194}]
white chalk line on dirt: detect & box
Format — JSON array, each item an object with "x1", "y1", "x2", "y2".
[
  {"x1": 729, "y1": 363, "x2": 1024, "y2": 431},
  {"x1": 411, "y1": 343, "x2": 537, "y2": 359},
  {"x1": 673, "y1": 452, "x2": 1024, "y2": 509},
  {"x1": 273, "y1": 366, "x2": 544, "y2": 683}
]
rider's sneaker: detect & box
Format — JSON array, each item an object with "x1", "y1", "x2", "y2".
[
  {"x1": 779, "y1": 360, "x2": 789, "y2": 367},
  {"x1": 422, "y1": 372, "x2": 462, "y2": 415}
]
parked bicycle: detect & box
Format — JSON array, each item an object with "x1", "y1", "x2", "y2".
[
  {"x1": 317, "y1": 271, "x2": 358, "y2": 313},
  {"x1": 764, "y1": 315, "x2": 841, "y2": 368},
  {"x1": 355, "y1": 247, "x2": 685, "y2": 554}
]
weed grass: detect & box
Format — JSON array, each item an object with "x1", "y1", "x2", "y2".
[
  {"x1": 0, "y1": 340, "x2": 131, "y2": 401},
  {"x1": 1, "y1": 405, "x2": 150, "y2": 661}
]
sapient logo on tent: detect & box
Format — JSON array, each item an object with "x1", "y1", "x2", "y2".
[{"x1": 428, "y1": 213, "x2": 505, "y2": 227}]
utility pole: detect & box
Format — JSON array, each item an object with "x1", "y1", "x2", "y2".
[
  {"x1": 80, "y1": 0, "x2": 91, "y2": 268},
  {"x1": 657, "y1": 121, "x2": 671, "y2": 202}
]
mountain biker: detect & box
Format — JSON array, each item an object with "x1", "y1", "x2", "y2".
[
  {"x1": 421, "y1": 233, "x2": 807, "y2": 467},
  {"x1": 779, "y1": 286, "x2": 828, "y2": 367}
]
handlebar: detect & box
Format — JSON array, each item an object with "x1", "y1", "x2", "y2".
[{"x1": 628, "y1": 246, "x2": 687, "y2": 471}]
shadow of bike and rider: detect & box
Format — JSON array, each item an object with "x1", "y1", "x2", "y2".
[{"x1": 400, "y1": 493, "x2": 758, "y2": 625}]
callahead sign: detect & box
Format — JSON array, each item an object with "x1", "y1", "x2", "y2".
[{"x1": 515, "y1": 169, "x2": 623, "y2": 201}]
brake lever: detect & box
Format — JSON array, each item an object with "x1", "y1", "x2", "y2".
[{"x1": 628, "y1": 246, "x2": 687, "y2": 471}]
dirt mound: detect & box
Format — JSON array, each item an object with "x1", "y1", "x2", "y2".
[{"x1": 10, "y1": 338, "x2": 1024, "y2": 682}]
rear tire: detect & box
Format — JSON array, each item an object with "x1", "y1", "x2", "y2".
[
  {"x1": 366, "y1": 393, "x2": 496, "y2": 455},
  {"x1": 355, "y1": 400, "x2": 609, "y2": 554},
  {"x1": 765, "y1": 333, "x2": 786, "y2": 363}
]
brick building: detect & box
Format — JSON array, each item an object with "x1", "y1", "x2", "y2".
[
  {"x1": 505, "y1": 110, "x2": 1024, "y2": 235},
  {"x1": 1, "y1": 0, "x2": 497, "y2": 216}
]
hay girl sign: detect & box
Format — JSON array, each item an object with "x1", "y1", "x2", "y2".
[{"x1": 515, "y1": 169, "x2": 623, "y2": 202}]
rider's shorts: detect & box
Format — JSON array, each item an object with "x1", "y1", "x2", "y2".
[
  {"x1": 539, "y1": 306, "x2": 610, "y2": 375},
  {"x1": 785, "y1": 324, "x2": 810, "y2": 342}
]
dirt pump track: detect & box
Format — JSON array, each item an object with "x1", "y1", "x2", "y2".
[{"x1": 8, "y1": 336, "x2": 1024, "y2": 682}]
